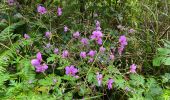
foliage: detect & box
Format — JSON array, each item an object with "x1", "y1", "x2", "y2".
[
  {"x1": 0, "y1": 0, "x2": 169, "y2": 99},
  {"x1": 153, "y1": 40, "x2": 170, "y2": 66}
]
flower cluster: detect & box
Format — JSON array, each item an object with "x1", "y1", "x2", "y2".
[
  {"x1": 31, "y1": 5, "x2": 135, "y2": 92},
  {"x1": 31, "y1": 52, "x2": 48, "y2": 72},
  {"x1": 118, "y1": 35, "x2": 127, "y2": 55},
  {"x1": 90, "y1": 21, "x2": 103, "y2": 45}
]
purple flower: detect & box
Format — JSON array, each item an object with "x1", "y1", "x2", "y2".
[
  {"x1": 35, "y1": 64, "x2": 48, "y2": 73},
  {"x1": 130, "y1": 64, "x2": 137, "y2": 73},
  {"x1": 73, "y1": 31, "x2": 80, "y2": 39},
  {"x1": 37, "y1": 5, "x2": 47, "y2": 14},
  {"x1": 96, "y1": 20, "x2": 100, "y2": 27},
  {"x1": 109, "y1": 54, "x2": 115, "y2": 60},
  {"x1": 119, "y1": 35, "x2": 127, "y2": 46},
  {"x1": 118, "y1": 46, "x2": 124, "y2": 55},
  {"x1": 24, "y1": 34, "x2": 30, "y2": 39},
  {"x1": 99, "y1": 46, "x2": 106, "y2": 53},
  {"x1": 31, "y1": 52, "x2": 48, "y2": 73},
  {"x1": 125, "y1": 87, "x2": 131, "y2": 92},
  {"x1": 45, "y1": 31, "x2": 51, "y2": 38},
  {"x1": 54, "y1": 48, "x2": 59, "y2": 54},
  {"x1": 96, "y1": 26, "x2": 101, "y2": 31},
  {"x1": 96, "y1": 38, "x2": 102, "y2": 45},
  {"x1": 80, "y1": 52, "x2": 86, "y2": 59},
  {"x1": 81, "y1": 38, "x2": 89, "y2": 46},
  {"x1": 45, "y1": 43, "x2": 51, "y2": 48},
  {"x1": 88, "y1": 58, "x2": 94, "y2": 63},
  {"x1": 96, "y1": 73, "x2": 103, "y2": 86},
  {"x1": 128, "y1": 28, "x2": 135, "y2": 33},
  {"x1": 64, "y1": 26, "x2": 68, "y2": 32},
  {"x1": 31, "y1": 59, "x2": 40, "y2": 66},
  {"x1": 90, "y1": 30, "x2": 103, "y2": 45},
  {"x1": 95, "y1": 20, "x2": 101, "y2": 31},
  {"x1": 62, "y1": 50, "x2": 69, "y2": 58},
  {"x1": 90, "y1": 30, "x2": 103, "y2": 40},
  {"x1": 8, "y1": 0, "x2": 14, "y2": 5},
  {"x1": 107, "y1": 79, "x2": 114, "y2": 90},
  {"x1": 31, "y1": 52, "x2": 42, "y2": 67},
  {"x1": 36, "y1": 52, "x2": 42, "y2": 62},
  {"x1": 65, "y1": 65, "x2": 78, "y2": 76},
  {"x1": 74, "y1": 75, "x2": 79, "y2": 78},
  {"x1": 88, "y1": 50, "x2": 96, "y2": 57},
  {"x1": 57, "y1": 7, "x2": 62, "y2": 16},
  {"x1": 118, "y1": 35, "x2": 127, "y2": 55}
]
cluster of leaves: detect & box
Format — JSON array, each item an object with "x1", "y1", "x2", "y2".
[
  {"x1": 0, "y1": 0, "x2": 169, "y2": 99},
  {"x1": 153, "y1": 40, "x2": 170, "y2": 66}
]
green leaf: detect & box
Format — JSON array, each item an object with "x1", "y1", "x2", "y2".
[
  {"x1": 57, "y1": 59, "x2": 70, "y2": 70},
  {"x1": 162, "y1": 89, "x2": 170, "y2": 100},
  {"x1": 38, "y1": 75, "x2": 57, "y2": 86},
  {"x1": 164, "y1": 57, "x2": 170, "y2": 65},
  {"x1": 161, "y1": 73, "x2": 170, "y2": 83},
  {"x1": 129, "y1": 74, "x2": 145, "y2": 86},
  {"x1": 62, "y1": 75, "x2": 75, "y2": 81},
  {"x1": 153, "y1": 57, "x2": 166, "y2": 66},
  {"x1": 115, "y1": 75, "x2": 126, "y2": 89},
  {"x1": 157, "y1": 48, "x2": 170, "y2": 55},
  {"x1": 64, "y1": 92, "x2": 73, "y2": 100},
  {"x1": 87, "y1": 72, "x2": 95, "y2": 83},
  {"x1": 47, "y1": 54, "x2": 57, "y2": 63}
]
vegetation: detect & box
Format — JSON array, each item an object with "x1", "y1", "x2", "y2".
[{"x1": 0, "y1": 0, "x2": 169, "y2": 99}]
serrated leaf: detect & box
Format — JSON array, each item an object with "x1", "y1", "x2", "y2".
[
  {"x1": 47, "y1": 54, "x2": 57, "y2": 63},
  {"x1": 129, "y1": 74, "x2": 145, "y2": 86}
]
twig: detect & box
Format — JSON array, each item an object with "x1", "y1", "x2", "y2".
[{"x1": 159, "y1": 26, "x2": 170, "y2": 39}]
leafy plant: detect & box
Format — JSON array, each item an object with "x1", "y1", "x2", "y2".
[{"x1": 153, "y1": 40, "x2": 170, "y2": 66}]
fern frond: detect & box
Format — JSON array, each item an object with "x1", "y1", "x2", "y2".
[
  {"x1": 0, "y1": 41, "x2": 22, "y2": 68},
  {"x1": 0, "y1": 21, "x2": 25, "y2": 42}
]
